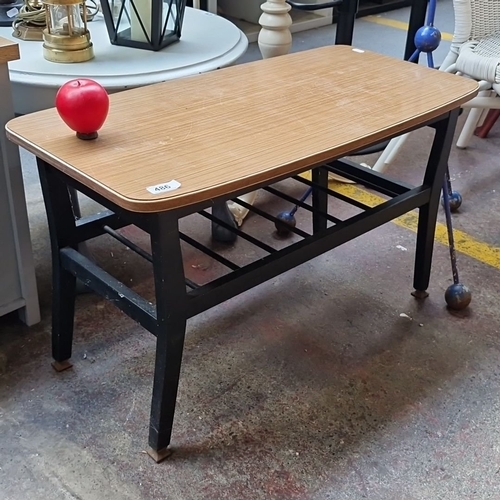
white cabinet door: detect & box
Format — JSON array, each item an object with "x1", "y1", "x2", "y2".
[
  {"x1": 0, "y1": 51, "x2": 39, "y2": 325},
  {"x1": 0, "y1": 162, "x2": 23, "y2": 315}
]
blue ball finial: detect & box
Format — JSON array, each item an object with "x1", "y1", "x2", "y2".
[
  {"x1": 445, "y1": 283, "x2": 472, "y2": 311},
  {"x1": 275, "y1": 211, "x2": 296, "y2": 235},
  {"x1": 414, "y1": 26, "x2": 442, "y2": 53}
]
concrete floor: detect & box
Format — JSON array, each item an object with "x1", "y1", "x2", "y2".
[{"x1": 2, "y1": 3, "x2": 500, "y2": 499}]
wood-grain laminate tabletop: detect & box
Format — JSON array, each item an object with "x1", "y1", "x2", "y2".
[{"x1": 6, "y1": 45, "x2": 478, "y2": 213}]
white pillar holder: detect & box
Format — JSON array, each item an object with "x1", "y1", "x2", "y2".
[{"x1": 258, "y1": 0, "x2": 292, "y2": 59}]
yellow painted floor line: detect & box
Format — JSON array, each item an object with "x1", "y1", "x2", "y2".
[
  {"x1": 363, "y1": 15, "x2": 453, "y2": 42},
  {"x1": 331, "y1": 182, "x2": 500, "y2": 270}
]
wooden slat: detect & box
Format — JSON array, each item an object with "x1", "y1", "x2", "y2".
[
  {"x1": 0, "y1": 37, "x2": 19, "y2": 64},
  {"x1": 6, "y1": 46, "x2": 478, "y2": 213}
]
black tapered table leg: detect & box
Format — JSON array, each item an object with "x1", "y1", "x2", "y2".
[
  {"x1": 51, "y1": 260, "x2": 77, "y2": 371},
  {"x1": 147, "y1": 213, "x2": 188, "y2": 462},
  {"x1": 38, "y1": 159, "x2": 78, "y2": 371},
  {"x1": 312, "y1": 167, "x2": 329, "y2": 233},
  {"x1": 413, "y1": 109, "x2": 459, "y2": 298}
]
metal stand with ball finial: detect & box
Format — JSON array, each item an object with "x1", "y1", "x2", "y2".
[
  {"x1": 408, "y1": 0, "x2": 470, "y2": 310},
  {"x1": 274, "y1": 0, "x2": 471, "y2": 311}
]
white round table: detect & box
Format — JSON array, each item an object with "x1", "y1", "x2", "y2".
[{"x1": 0, "y1": 7, "x2": 248, "y2": 114}]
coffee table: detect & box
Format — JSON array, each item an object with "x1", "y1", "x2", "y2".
[
  {"x1": 0, "y1": 7, "x2": 248, "y2": 115},
  {"x1": 6, "y1": 46, "x2": 478, "y2": 462}
]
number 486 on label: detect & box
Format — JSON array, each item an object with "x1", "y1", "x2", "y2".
[{"x1": 147, "y1": 180, "x2": 181, "y2": 195}]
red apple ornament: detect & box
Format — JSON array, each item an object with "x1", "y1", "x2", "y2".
[{"x1": 55, "y1": 79, "x2": 109, "y2": 140}]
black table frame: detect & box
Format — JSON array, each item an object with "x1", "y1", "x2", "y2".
[{"x1": 38, "y1": 108, "x2": 458, "y2": 462}]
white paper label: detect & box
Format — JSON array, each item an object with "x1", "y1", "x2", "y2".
[
  {"x1": 147, "y1": 180, "x2": 181, "y2": 195},
  {"x1": 7, "y1": 7, "x2": 19, "y2": 17}
]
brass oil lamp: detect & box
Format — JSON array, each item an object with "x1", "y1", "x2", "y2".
[{"x1": 42, "y1": 0, "x2": 94, "y2": 62}]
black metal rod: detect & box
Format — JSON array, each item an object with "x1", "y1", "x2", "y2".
[
  {"x1": 292, "y1": 175, "x2": 371, "y2": 211},
  {"x1": 179, "y1": 232, "x2": 240, "y2": 271},
  {"x1": 102, "y1": 225, "x2": 199, "y2": 289},
  {"x1": 104, "y1": 225, "x2": 153, "y2": 263},
  {"x1": 187, "y1": 186, "x2": 430, "y2": 318},
  {"x1": 75, "y1": 210, "x2": 128, "y2": 243},
  {"x1": 290, "y1": 187, "x2": 313, "y2": 217},
  {"x1": 263, "y1": 185, "x2": 343, "y2": 224},
  {"x1": 60, "y1": 247, "x2": 158, "y2": 335},
  {"x1": 199, "y1": 210, "x2": 277, "y2": 254},
  {"x1": 324, "y1": 160, "x2": 414, "y2": 197},
  {"x1": 263, "y1": 185, "x2": 314, "y2": 212},
  {"x1": 441, "y1": 170, "x2": 460, "y2": 285},
  {"x1": 231, "y1": 197, "x2": 311, "y2": 239},
  {"x1": 185, "y1": 281, "x2": 199, "y2": 290}
]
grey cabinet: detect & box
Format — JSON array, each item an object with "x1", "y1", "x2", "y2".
[{"x1": 0, "y1": 38, "x2": 39, "y2": 325}]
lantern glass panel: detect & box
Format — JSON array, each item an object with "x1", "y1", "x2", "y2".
[
  {"x1": 47, "y1": 4, "x2": 85, "y2": 36},
  {"x1": 101, "y1": 0, "x2": 186, "y2": 51}
]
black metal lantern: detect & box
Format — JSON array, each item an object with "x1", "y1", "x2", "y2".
[{"x1": 100, "y1": 0, "x2": 186, "y2": 51}]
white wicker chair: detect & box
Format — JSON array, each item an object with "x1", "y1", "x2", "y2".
[{"x1": 372, "y1": 0, "x2": 500, "y2": 172}]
